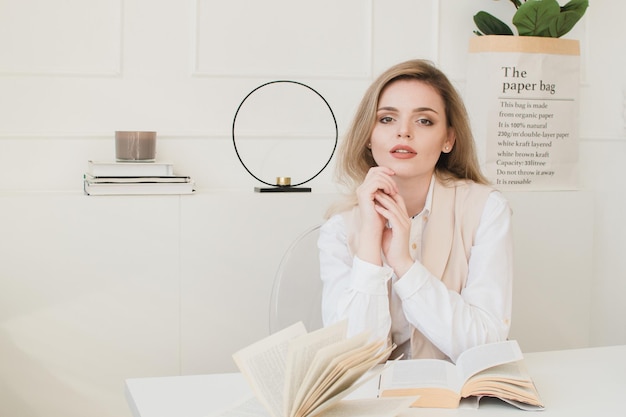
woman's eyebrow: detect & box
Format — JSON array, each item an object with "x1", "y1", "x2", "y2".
[
  {"x1": 414, "y1": 106, "x2": 439, "y2": 114},
  {"x1": 377, "y1": 106, "x2": 439, "y2": 114}
]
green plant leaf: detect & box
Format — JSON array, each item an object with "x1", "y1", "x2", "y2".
[
  {"x1": 513, "y1": 0, "x2": 561, "y2": 36},
  {"x1": 550, "y1": 0, "x2": 589, "y2": 37},
  {"x1": 473, "y1": 11, "x2": 514, "y2": 36},
  {"x1": 560, "y1": 0, "x2": 589, "y2": 14},
  {"x1": 548, "y1": 10, "x2": 584, "y2": 37}
]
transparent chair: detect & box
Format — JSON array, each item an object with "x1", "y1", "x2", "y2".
[{"x1": 269, "y1": 224, "x2": 324, "y2": 334}]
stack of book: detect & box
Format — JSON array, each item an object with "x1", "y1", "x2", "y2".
[{"x1": 83, "y1": 160, "x2": 195, "y2": 196}]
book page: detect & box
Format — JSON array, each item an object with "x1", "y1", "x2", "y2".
[
  {"x1": 232, "y1": 322, "x2": 307, "y2": 417},
  {"x1": 283, "y1": 321, "x2": 348, "y2": 417},
  {"x1": 467, "y1": 362, "x2": 534, "y2": 386},
  {"x1": 298, "y1": 343, "x2": 394, "y2": 417},
  {"x1": 379, "y1": 341, "x2": 524, "y2": 395},
  {"x1": 289, "y1": 331, "x2": 370, "y2": 417},
  {"x1": 303, "y1": 357, "x2": 393, "y2": 417},
  {"x1": 462, "y1": 361, "x2": 544, "y2": 408},
  {"x1": 455, "y1": 340, "x2": 523, "y2": 386},
  {"x1": 295, "y1": 338, "x2": 385, "y2": 415},
  {"x1": 379, "y1": 358, "x2": 458, "y2": 391}
]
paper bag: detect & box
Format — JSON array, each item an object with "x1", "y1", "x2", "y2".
[{"x1": 465, "y1": 35, "x2": 580, "y2": 190}]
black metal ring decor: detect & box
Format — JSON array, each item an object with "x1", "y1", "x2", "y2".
[{"x1": 231, "y1": 80, "x2": 338, "y2": 192}]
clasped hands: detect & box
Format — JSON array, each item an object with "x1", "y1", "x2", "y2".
[{"x1": 356, "y1": 167, "x2": 414, "y2": 278}]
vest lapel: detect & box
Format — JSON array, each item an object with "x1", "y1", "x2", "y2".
[{"x1": 422, "y1": 179, "x2": 455, "y2": 280}]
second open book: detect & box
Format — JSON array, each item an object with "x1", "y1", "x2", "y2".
[{"x1": 379, "y1": 338, "x2": 544, "y2": 410}]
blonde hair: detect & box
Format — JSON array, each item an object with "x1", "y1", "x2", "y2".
[{"x1": 329, "y1": 59, "x2": 488, "y2": 216}]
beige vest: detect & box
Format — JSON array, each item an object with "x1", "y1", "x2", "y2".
[{"x1": 342, "y1": 177, "x2": 493, "y2": 360}]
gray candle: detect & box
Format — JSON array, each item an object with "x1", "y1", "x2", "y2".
[{"x1": 115, "y1": 131, "x2": 156, "y2": 161}]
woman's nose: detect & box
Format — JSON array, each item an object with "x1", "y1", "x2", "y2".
[{"x1": 396, "y1": 121, "x2": 412, "y2": 139}]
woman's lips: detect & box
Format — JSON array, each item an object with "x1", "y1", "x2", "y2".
[{"x1": 390, "y1": 145, "x2": 417, "y2": 159}]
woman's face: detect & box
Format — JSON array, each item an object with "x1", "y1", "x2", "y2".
[{"x1": 369, "y1": 78, "x2": 454, "y2": 181}]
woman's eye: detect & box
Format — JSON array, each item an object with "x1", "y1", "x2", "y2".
[
  {"x1": 416, "y1": 118, "x2": 433, "y2": 126},
  {"x1": 380, "y1": 116, "x2": 394, "y2": 124}
]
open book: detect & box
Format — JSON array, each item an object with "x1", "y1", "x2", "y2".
[
  {"x1": 379, "y1": 340, "x2": 544, "y2": 410},
  {"x1": 231, "y1": 321, "x2": 414, "y2": 417}
]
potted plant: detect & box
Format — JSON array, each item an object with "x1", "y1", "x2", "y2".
[{"x1": 473, "y1": 0, "x2": 589, "y2": 38}]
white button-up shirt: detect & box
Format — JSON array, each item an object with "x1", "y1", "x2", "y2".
[{"x1": 318, "y1": 180, "x2": 513, "y2": 362}]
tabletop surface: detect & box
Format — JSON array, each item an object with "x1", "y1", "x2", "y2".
[{"x1": 125, "y1": 344, "x2": 626, "y2": 417}]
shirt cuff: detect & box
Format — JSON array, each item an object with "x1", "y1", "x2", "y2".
[
  {"x1": 350, "y1": 256, "x2": 393, "y2": 295},
  {"x1": 393, "y1": 261, "x2": 431, "y2": 300}
]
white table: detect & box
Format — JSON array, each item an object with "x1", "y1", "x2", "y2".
[{"x1": 125, "y1": 345, "x2": 626, "y2": 417}]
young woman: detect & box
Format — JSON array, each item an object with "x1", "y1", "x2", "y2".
[{"x1": 318, "y1": 59, "x2": 513, "y2": 362}]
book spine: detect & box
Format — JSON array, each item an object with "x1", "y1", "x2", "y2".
[
  {"x1": 84, "y1": 174, "x2": 191, "y2": 183},
  {"x1": 87, "y1": 161, "x2": 174, "y2": 176},
  {"x1": 83, "y1": 180, "x2": 195, "y2": 195}
]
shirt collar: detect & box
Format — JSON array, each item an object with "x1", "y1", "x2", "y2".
[
  {"x1": 412, "y1": 175, "x2": 435, "y2": 219},
  {"x1": 424, "y1": 174, "x2": 435, "y2": 214}
]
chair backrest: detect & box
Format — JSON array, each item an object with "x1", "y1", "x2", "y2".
[{"x1": 269, "y1": 224, "x2": 323, "y2": 334}]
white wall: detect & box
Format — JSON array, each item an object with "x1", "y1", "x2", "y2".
[{"x1": 0, "y1": 1, "x2": 624, "y2": 417}]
